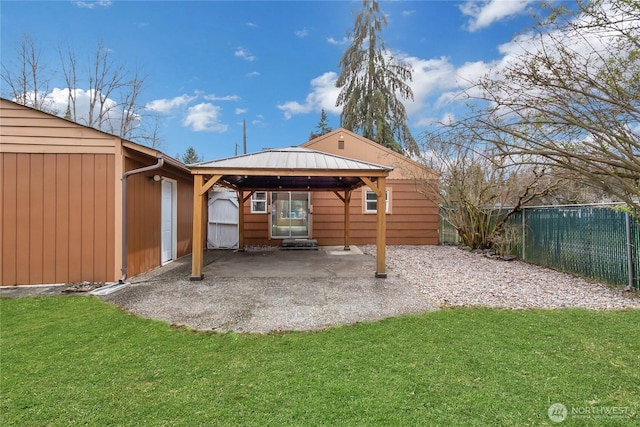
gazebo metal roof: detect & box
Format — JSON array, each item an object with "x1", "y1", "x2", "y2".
[{"x1": 190, "y1": 147, "x2": 393, "y2": 192}]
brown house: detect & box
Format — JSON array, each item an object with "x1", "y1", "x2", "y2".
[
  {"x1": 0, "y1": 98, "x2": 194, "y2": 286},
  {"x1": 232, "y1": 128, "x2": 439, "y2": 247}
]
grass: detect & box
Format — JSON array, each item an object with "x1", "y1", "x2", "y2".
[{"x1": 1, "y1": 297, "x2": 639, "y2": 426}]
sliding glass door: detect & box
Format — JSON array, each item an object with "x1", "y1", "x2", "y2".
[{"x1": 270, "y1": 192, "x2": 310, "y2": 238}]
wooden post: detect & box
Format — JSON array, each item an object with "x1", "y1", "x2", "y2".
[
  {"x1": 237, "y1": 190, "x2": 245, "y2": 251},
  {"x1": 375, "y1": 177, "x2": 387, "y2": 278},
  {"x1": 190, "y1": 174, "x2": 205, "y2": 281},
  {"x1": 344, "y1": 190, "x2": 351, "y2": 250}
]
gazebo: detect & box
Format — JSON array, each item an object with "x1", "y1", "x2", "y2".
[{"x1": 189, "y1": 147, "x2": 393, "y2": 280}]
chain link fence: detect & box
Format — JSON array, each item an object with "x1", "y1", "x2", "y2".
[{"x1": 440, "y1": 204, "x2": 639, "y2": 290}]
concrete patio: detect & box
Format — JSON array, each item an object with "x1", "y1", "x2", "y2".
[{"x1": 101, "y1": 246, "x2": 435, "y2": 333}]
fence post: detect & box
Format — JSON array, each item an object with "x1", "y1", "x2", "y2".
[
  {"x1": 521, "y1": 208, "x2": 526, "y2": 260},
  {"x1": 625, "y1": 212, "x2": 635, "y2": 291}
]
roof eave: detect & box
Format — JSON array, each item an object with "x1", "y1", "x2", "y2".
[{"x1": 190, "y1": 167, "x2": 392, "y2": 177}]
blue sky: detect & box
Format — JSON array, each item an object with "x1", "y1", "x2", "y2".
[{"x1": 1, "y1": 0, "x2": 551, "y2": 161}]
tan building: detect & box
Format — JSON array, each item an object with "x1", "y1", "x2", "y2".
[
  {"x1": 0, "y1": 98, "x2": 194, "y2": 286},
  {"x1": 236, "y1": 128, "x2": 439, "y2": 247}
]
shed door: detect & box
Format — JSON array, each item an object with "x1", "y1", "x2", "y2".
[
  {"x1": 161, "y1": 179, "x2": 177, "y2": 264},
  {"x1": 208, "y1": 192, "x2": 239, "y2": 249}
]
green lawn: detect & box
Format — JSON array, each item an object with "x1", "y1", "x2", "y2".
[{"x1": 1, "y1": 297, "x2": 638, "y2": 426}]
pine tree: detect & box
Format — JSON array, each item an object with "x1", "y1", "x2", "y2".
[
  {"x1": 335, "y1": 0, "x2": 417, "y2": 155},
  {"x1": 309, "y1": 109, "x2": 333, "y2": 140},
  {"x1": 180, "y1": 146, "x2": 203, "y2": 165}
]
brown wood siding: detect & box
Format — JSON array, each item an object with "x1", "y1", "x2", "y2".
[
  {"x1": 176, "y1": 178, "x2": 194, "y2": 257},
  {"x1": 301, "y1": 129, "x2": 439, "y2": 246},
  {"x1": 239, "y1": 183, "x2": 439, "y2": 247},
  {"x1": 124, "y1": 157, "x2": 194, "y2": 278},
  {"x1": 242, "y1": 202, "x2": 272, "y2": 246},
  {"x1": 125, "y1": 157, "x2": 160, "y2": 278},
  {"x1": 0, "y1": 99, "x2": 117, "y2": 153},
  {"x1": 0, "y1": 152, "x2": 116, "y2": 285},
  {"x1": 312, "y1": 181, "x2": 439, "y2": 246}
]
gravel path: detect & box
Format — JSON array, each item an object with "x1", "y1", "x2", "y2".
[{"x1": 362, "y1": 245, "x2": 639, "y2": 310}]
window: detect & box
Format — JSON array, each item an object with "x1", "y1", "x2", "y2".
[
  {"x1": 364, "y1": 189, "x2": 390, "y2": 213},
  {"x1": 251, "y1": 191, "x2": 267, "y2": 213}
]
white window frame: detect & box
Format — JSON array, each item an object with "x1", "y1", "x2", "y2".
[
  {"x1": 364, "y1": 188, "x2": 391, "y2": 213},
  {"x1": 250, "y1": 191, "x2": 268, "y2": 213}
]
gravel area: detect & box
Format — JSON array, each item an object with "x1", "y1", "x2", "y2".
[{"x1": 362, "y1": 245, "x2": 639, "y2": 310}]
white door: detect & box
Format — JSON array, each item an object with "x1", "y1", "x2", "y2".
[
  {"x1": 161, "y1": 179, "x2": 177, "y2": 264},
  {"x1": 208, "y1": 192, "x2": 239, "y2": 249}
]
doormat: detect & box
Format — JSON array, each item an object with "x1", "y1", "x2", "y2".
[{"x1": 281, "y1": 238, "x2": 319, "y2": 250}]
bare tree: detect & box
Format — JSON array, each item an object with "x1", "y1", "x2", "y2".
[
  {"x1": 134, "y1": 112, "x2": 164, "y2": 150},
  {"x1": 465, "y1": 0, "x2": 640, "y2": 218},
  {"x1": 57, "y1": 40, "x2": 148, "y2": 139},
  {"x1": 86, "y1": 39, "x2": 125, "y2": 130},
  {"x1": 59, "y1": 42, "x2": 79, "y2": 121},
  {"x1": 109, "y1": 67, "x2": 146, "y2": 140},
  {"x1": 3, "y1": 34, "x2": 151, "y2": 144},
  {"x1": 417, "y1": 127, "x2": 551, "y2": 249},
  {"x1": 1, "y1": 34, "x2": 54, "y2": 112}
]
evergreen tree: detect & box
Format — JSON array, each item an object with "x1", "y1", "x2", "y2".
[
  {"x1": 335, "y1": 0, "x2": 417, "y2": 155},
  {"x1": 179, "y1": 146, "x2": 203, "y2": 165},
  {"x1": 309, "y1": 109, "x2": 333, "y2": 140}
]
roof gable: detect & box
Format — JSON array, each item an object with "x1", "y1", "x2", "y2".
[{"x1": 302, "y1": 128, "x2": 437, "y2": 180}]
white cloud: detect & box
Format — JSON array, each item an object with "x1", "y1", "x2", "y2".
[
  {"x1": 235, "y1": 108, "x2": 248, "y2": 115},
  {"x1": 145, "y1": 94, "x2": 197, "y2": 113},
  {"x1": 183, "y1": 103, "x2": 227, "y2": 132},
  {"x1": 246, "y1": 71, "x2": 260, "y2": 77},
  {"x1": 327, "y1": 36, "x2": 349, "y2": 45},
  {"x1": 402, "y1": 10, "x2": 416, "y2": 17},
  {"x1": 277, "y1": 101, "x2": 310, "y2": 119},
  {"x1": 204, "y1": 94, "x2": 241, "y2": 102},
  {"x1": 415, "y1": 112, "x2": 457, "y2": 128},
  {"x1": 276, "y1": 51, "x2": 484, "y2": 126},
  {"x1": 74, "y1": 0, "x2": 112, "y2": 9},
  {"x1": 295, "y1": 28, "x2": 309, "y2": 38},
  {"x1": 277, "y1": 72, "x2": 341, "y2": 119},
  {"x1": 399, "y1": 55, "x2": 459, "y2": 114},
  {"x1": 460, "y1": 0, "x2": 533, "y2": 32},
  {"x1": 252, "y1": 115, "x2": 266, "y2": 127},
  {"x1": 235, "y1": 47, "x2": 256, "y2": 61},
  {"x1": 245, "y1": 22, "x2": 257, "y2": 28},
  {"x1": 42, "y1": 87, "x2": 139, "y2": 134}
]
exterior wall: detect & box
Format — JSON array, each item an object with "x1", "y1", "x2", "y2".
[
  {"x1": 0, "y1": 98, "x2": 193, "y2": 285},
  {"x1": 311, "y1": 181, "x2": 439, "y2": 246},
  {"x1": 0, "y1": 99, "x2": 118, "y2": 155},
  {"x1": 240, "y1": 182, "x2": 439, "y2": 247},
  {"x1": 242, "y1": 199, "x2": 271, "y2": 246},
  {"x1": 1, "y1": 99, "x2": 118, "y2": 285},
  {"x1": 304, "y1": 129, "x2": 439, "y2": 246},
  {"x1": 124, "y1": 154, "x2": 194, "y2": 278}
]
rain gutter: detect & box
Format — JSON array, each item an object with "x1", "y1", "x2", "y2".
[{"x1": 119, "y1": 155, "x2": 165, "y2": 283}]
